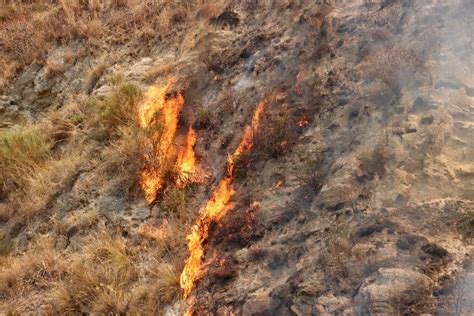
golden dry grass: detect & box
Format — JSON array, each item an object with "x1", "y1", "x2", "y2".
[
  {"x1": 0, "y1": 126, "x2": 52, "y2": 200},
  {"x1": 0, "y1": 237, "x2": 67, "y2": 299},
  {"x1": 0, "y1": 1, "x2": 232, "y2": 313}
]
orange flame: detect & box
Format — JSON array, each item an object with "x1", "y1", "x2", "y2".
[
  {"x1": 139, "y1": 77, "x2": 185, "y2": 204},
  {"x1": 176, "y1": 125, "x2": 198, "y2": 188},
  {"x1": 180, "y1": 95, "x2": 276, "y2": 298}
]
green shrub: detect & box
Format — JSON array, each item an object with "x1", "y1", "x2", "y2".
[{"x1": 88, "y1": 82, "x2": 142, "y2": 140}]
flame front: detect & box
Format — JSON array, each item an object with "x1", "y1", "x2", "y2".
[
  {"x1": 176, "y1": 126, "x2": 198, "y2": 188},
  {"x1": 139, "y1": 78, "x2": 185, "y2": 204},
  {"x1": 180, "y1": 96, "x2": 272, "y2": 298}
]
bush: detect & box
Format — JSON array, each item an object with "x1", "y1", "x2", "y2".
[
  {"x1": 253, "y1": 106, "x2": 296, "y2": 159},
  {"x1": 194, "y1": 105, "x2": 215, "y2": 130},
  {"x1": 360, "y1": 142, "x2": 390, "y2": 178},
  {"x1": 297, "y1": 156, "x2": 323, "y2": 193},
  {"x1": 160, "y1": 187, "x2": 193, "y2": 219},
  {"x1": 456, "y1": 213, "x2": 474, "y2": 239},
  {"x1": 88, "y1": 82, "x2": 142, "y2": 140},
  {"x1": 148, "y1": 261, "x2": 183, "y2": 304}
]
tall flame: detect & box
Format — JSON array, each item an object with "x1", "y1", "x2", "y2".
[
  {"x1": 176, "y1": 126, "x2": 198, "y2": 188},
  {"x1": 180, "y1": 96, "x2": 274, "y2": 298},
  {"x1": 139, "y1": 78, "x2": 185, "y2": 204}
]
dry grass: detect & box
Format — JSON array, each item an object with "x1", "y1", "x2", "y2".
[
  {"x1": 43, "y1": 100, "x2": 87, "y2": 145},
  {"x1": 297, "y1": 155, "x2": 324, "y2": 193},
  {"x1": 254, "y1": 104, "x2": 296, "y2": 159},
  {"x1": 10, "y1": 143, "x2": 91, "y2": 220},
  {"x1": 97, "y1": 126, "x2": 145, "y2": 197},
  {"x1": 0, "y1": 237, "x2": 67, "y2": 299},
  {"x1": 52, "y1": 229, "x2": 137, "y2": 314},
  {"x1": 148, "y1": 260, "x2": 183, "y2": 304},
  {"x1": 0, "y1": 0, "x2": 226, "y2": 89},
  {"x1": 161, "y1": 187, "x2": 189, "y2": 217},
  {"x1": 0, "y1": 222, "x2": 188, "y2": 313},
  {"x1": 0, "y1": 126, "x2": 51, "y2": 200},
  {"x1": 52, "y1": 208, "x2": 100, "y2": 236},
  {"x1": 360, "y1": 141, "x2": 390, "y2": 178}
]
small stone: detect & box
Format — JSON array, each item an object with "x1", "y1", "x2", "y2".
[
  {"x1": 405, "y1": 125, "x2": 417, "y2": 133},
  {"x1": 465, "y1": 86, "x2": 474, "y2": 97}
]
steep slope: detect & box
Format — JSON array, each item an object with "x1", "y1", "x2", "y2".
[{"x1": 0, "y1": 0, "x2": 472, "y2": 314}]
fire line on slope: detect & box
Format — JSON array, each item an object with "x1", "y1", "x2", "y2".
[
  {"x1": 180, "y1": 93, "x2": 282, "y2": 298},
  {"x1": 139, "y1": 77, "x2": 200, "y2": 204}
]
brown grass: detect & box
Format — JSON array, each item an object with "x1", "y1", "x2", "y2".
[
  {"x1": 360, "y1": 141, "x2": 390, "y2": 178},
  {"x1": 0, "y1": 0, "x2": 227, "y2": 94},
  {"x1": 254, "y1": 104, "x2": 296, "y2": 159},
  {"x1": 0, "y1": 237, "x2": 67, "y2": 299},
  {"x1": 0, "y1": 126, "x2": 52, "y2": 200}
]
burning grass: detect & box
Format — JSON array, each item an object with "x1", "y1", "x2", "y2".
[
  {"x1": 138, "y1": 78, "x2": 185, "y2": 204},
  {"x1": 180, "y1": 94, "x2": 280, "y2": 298}
]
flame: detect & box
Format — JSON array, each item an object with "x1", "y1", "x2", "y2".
[
  {"x1": 297, "y1": 113, "x2": 309, "y2": 127},
  {"x1": 176, "y1": 126, "x2": 198, "y2": 188},
  {"x1": 180, "y1": 95, "x2": 276, "y2": 298},
  {"x1": 138, "y1": 77, "x2": 185, "y2": 204}
]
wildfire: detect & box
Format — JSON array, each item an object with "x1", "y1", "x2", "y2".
[
  {"x1": 176, "y1": 126, "x2": 198, "y2": 188},
  {"x1": 180, "y1": 96, "x2": 275, "y2": 298},
  {"x1": 138, "y1": 77, "x2": 185, "y2": 204}
]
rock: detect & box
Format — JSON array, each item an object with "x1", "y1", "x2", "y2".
[
  {"x1": 242, "y1": 289, "x2": 283, "y2": 316},
  {"x1": 315, "y1": 293, "x2": 351, "y2": 314},
  {"x1": 411, "y1": 96, "x2": 437, "y2": 112},
  {"x1": 96, "y1": 195, "x2": 126, "y2": 220},
  {"x1": 355, "y1": 268, "x2": 433, "y2": 314},
  {"x1": 420, "y1": 115, "x2": 434, "y2": 125},
  {"x1": 210, "y1": 11, "x2": 240, "y2": 28},
  {"x1": 131, "y1": 207, "x2": 151, "y2": 221},
  {"x1": 125, "y1": 57, "x2": 154, "y2": 82},
  {"x1": 396, "y1": 234, "x2": 423, "y2": 250},
  {"x1": 421, "y1": 243, "x2": 449, "y2": 258},
  {"x1": 356, "y1": 224, "x2": 384, "y2": 238},
  {"x1": 465, "y1": 86, "x2": 474, "y2": 97},
  {"x1": 405, "y1": 125, "x2": 417, "y2": 134},
  {"x1": 34, "y1": 68, "x2": 53, "y2": 94}
]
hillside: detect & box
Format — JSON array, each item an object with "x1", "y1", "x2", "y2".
[{"x1": 0, "y1": 0, "x2": 473, "y2": 314}]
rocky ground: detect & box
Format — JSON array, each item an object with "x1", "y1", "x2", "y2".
[{"x1": 0, "y1": 0, "x2": 472, "y2": 315}]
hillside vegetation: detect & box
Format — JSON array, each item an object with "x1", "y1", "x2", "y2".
[{"x1": 0, "y1": 0, "x2": 473, "y2": 314}]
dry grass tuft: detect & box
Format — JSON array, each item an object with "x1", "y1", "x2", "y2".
[
  {"x1": 148, "y1": 260, "x2": 183, "y2": 305},
  {"x1": 52, "y1": 229, "x2": 137, "y2": 314},
  {"x1": 360, "y1": 141, "x2": 390, "y2": 178},
  {"x1": 254, "y1": 104, "x2": 296, "y2": 159},
  {"x1": 0, "y1": 237, "x2": 67, "y2": 299},
  {"x1": 0, "y1": 126, "x2": 51, "y2": 199},
  {"x1": 161, "y1": 187, "x2": 189, "y2": 217}
]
